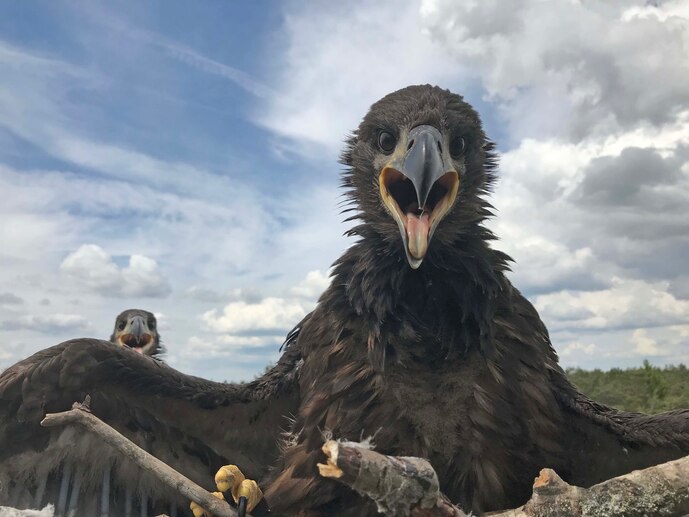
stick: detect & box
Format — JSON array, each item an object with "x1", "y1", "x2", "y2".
[
  {"x1": 41, "y1": 397, "x2": 239, "y2": 517},
  {"x1": 318, "y1": 439, "x2": 468, "y2": 516},
  {"x1": 319, "y1": 439, "x2": 689, "y2": 517},
  {"x1": 490, "y1": 458, "x2": 689, "y2": 516}
]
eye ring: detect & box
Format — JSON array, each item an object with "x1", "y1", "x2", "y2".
[
  {"x1": 377, "y1": 131, "x2": 396, "y2": 154},
  {"x1": 117, "y1": 321, "x2": 126, "y2": 331},
  {"x1": 449, "y1": 136, "x2": 466, "y2": 158}
]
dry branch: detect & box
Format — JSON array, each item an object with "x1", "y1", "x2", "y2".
[
  {"x1": 318, "y1": 439, "x2": 467, "y2": 516},
  {"x1": 41, "y1": 396, "x2": 240, "y2": 517},
  {"x1": 491, "y1": 458, "x2": 689, "y2": 517},
  {"x1": 319, "y1": 439, "x2": 689, "y2": 517}
]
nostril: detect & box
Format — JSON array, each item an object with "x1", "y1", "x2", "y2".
[
  {"x1": 407, "y1": 139, "x2": 415, "y2": 151},
  {"x1": 437, "y1": 141, "x2": 443, "y2": 153}
]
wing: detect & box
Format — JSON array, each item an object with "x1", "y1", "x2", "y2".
[
  {"x1": 553, "y1": 373, "x2": 689, "y2": 486},
  {"x1": 0, "y1": 339, "x2": 301, "y2": 515},
  {"x1": 510, "y1": 290, "x2": 689, "y2": 486}
]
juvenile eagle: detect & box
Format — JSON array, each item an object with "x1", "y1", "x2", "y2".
[
  {"x1": 1, "y1": 85, "x2": 689, "y2": 516},
  {"x1": 110, "y1": 309, "x2": 163, "y2": 358}
]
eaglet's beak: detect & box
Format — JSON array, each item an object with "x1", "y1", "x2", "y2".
[
  {"x1": 118, "y1": 315, "x2": 153, "y2": 354},
  {"x1": 379, "y1": 125, "x2": 459, "y2": 269}
]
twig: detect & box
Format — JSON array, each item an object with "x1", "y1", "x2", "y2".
[
  {"x1": 318, "y1": 439, "x2": 467, "y2": 516},
  {"x1": 41, "y1": 396, "x2": 239, "y2": 517}
]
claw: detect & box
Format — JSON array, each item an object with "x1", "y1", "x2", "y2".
[
  {"x1": 214, "y1": 465, "x2": 263, "y2": 516},
  {"x1": 238, "y1": 479, "x2": 262, "y2": 510},
  {"x1": 189, "y1": 491, "x2": 224, "y2": 517},
  {"x1": 214, "y1": 465, "x2": 244, "y2": 498}
]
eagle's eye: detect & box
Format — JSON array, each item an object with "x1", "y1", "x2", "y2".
[
  {"x1": 378, "y1": 131, "x2": 396, "y2": 154},
  {"x1": 117, "y1": 321, "x2": 126, "y2": 331},
  {"x1": 148, "y1": 318, "x2": 156, "y2": 329},
  {"x1": 450, "y1": 136, "x2": 466, "y2": 158}
]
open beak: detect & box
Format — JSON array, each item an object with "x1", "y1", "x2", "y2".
[
  {"x1": 117, "y1": 315, "x2": 153, "y2": 354},
  {"x1": 379, "y1": 125, "x2": 459, "y2": 269}
]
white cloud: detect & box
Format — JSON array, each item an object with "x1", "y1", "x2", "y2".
[
  {"x1": 182, "y1": 269, "x2": 332, "y2": 375},
  {"x1": 420, "y1": 0, "x2": 689, "y2": 141},
  {"x1": 560, "y1": 342, "x2": 598, "y2": 358},
  {"x1": 201, "y1": 297, "x2": 307, "y2": 334},
  {"x1": 60, "y1": 244, "x2": 171, "y2": 298},
  {"x1": 261, "y1": 1, "x2": 689, "y2": 156},
  {"x1": 200, "y1": 269, "x2": 330, "y2": 335},
  {"x1": 491, "y1": 117, "x2": 689, "y2": 297},
  {"x1": 631, "y1": 328, "x2": 662, "y2": 356},
  {"x1": 535, "y1": 277, "x2": 689, "y2": 332},
  {"x1": 290, "y1": 270, "x2": 330, "y2": 299},
  {"x1": 256, "y1": 1, "x2": 474, "y2": 157}
]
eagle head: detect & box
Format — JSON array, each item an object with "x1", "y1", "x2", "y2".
[
  {"x1": 110, "y1": 309, "x2": 161, "y2": 356},
  {"x1": 341, "y1": 85, "x2": 497, "y2": 269}
]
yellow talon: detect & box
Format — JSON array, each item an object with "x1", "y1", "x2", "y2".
[
  {"x1": 237, "y1": 478, "x2": 263, "y2": 512},
  {"x1": 215, "y1": 464, "x2": 246, "y2": 496},
  {"x1": 214, "y1": 464, "x2": 263, "y2": 512},
  {"x1": 189, "y1": 491, "x2": 225, "y2": 517}
]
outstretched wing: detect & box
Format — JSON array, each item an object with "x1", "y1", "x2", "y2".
[
  {"x1": 554, "y1": 376, "x2": 689, "y2": 486},
  {"x1": 0, "y1": 339, "x2": 301, "y2": 515},
  {"x1": 512, "y1": 290, "x2": 689, "y2": 488}
]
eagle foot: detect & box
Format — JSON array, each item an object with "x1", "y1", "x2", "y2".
[
  {"x1": 189, "y1": 491, "x2": 225, "y2": 517},
  {"x1": 215, "y1": 464, "x2": 263, "y2": 515},
  {"x1": 190, "y1": 465, "x2": 263, "y2": 517}
]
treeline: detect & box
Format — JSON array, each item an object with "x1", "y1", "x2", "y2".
[{"x1": 566, "y1": 360, "x2": 689, "y2": 414}]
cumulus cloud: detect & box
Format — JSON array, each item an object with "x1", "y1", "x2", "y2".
[
  {"x1": 262, "y1": 1, "x2": 689, "y2": 152},
  {"x1": 631, "y1": 328, "x2": 662, "y2": 356},
  {"x1": 60, "y1": 244, "x2": 171, "y2": 298},
  {"x1": 421, "y1": 0, "x2": 689, "y2": 141},
  {"x1": 574, "y1": 147, "x2": 683, "y2": 207},
  {"x1": 290, "y1": 270, "x2": 330, "y2": 299},
  {"x1": 201, "y1": 297, "x2": 307, "y2": 334},
  {"x1": 184, "y1": 269, "x2": 332, "y2": 374},
  {"x1": 559, "y1": 342, "x2": 598, "y2": 358},
  {"x1": 490, "y1": 115, "x2": 689, "y2": 302},
  {"x1": 200, "y1": 269, "x2": 329, "y2": 335},
  {"x1": 535, "y1": 277, "x2": 689, "y2": 332}
]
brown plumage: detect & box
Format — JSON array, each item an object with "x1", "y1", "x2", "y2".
[{"x1": 1, "y1": 85, "x2": 689, "y2": 516}]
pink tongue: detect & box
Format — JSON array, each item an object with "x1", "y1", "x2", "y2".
[
  {"x1": 406, "y1": 212, "x2": 430, "y2": 259},
  {"x1": 134, "y1": 347, "x2": 144, "y2": 354}
]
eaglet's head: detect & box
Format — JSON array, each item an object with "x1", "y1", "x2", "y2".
[
  {"x1": 110, "y1": 309, "x2": 160, "y2": 356},
  {"x1": 341, "y1": 85, "x2": 497, "y2": 269}
]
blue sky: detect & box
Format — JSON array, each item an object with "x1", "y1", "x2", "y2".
[{"x1": 1, "y1": 1, "x2": 688, "y2": 381}]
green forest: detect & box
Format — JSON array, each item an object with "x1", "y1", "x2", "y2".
[{"x1": 567, "y1": 361, "x2": 689, "y2": 414}]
